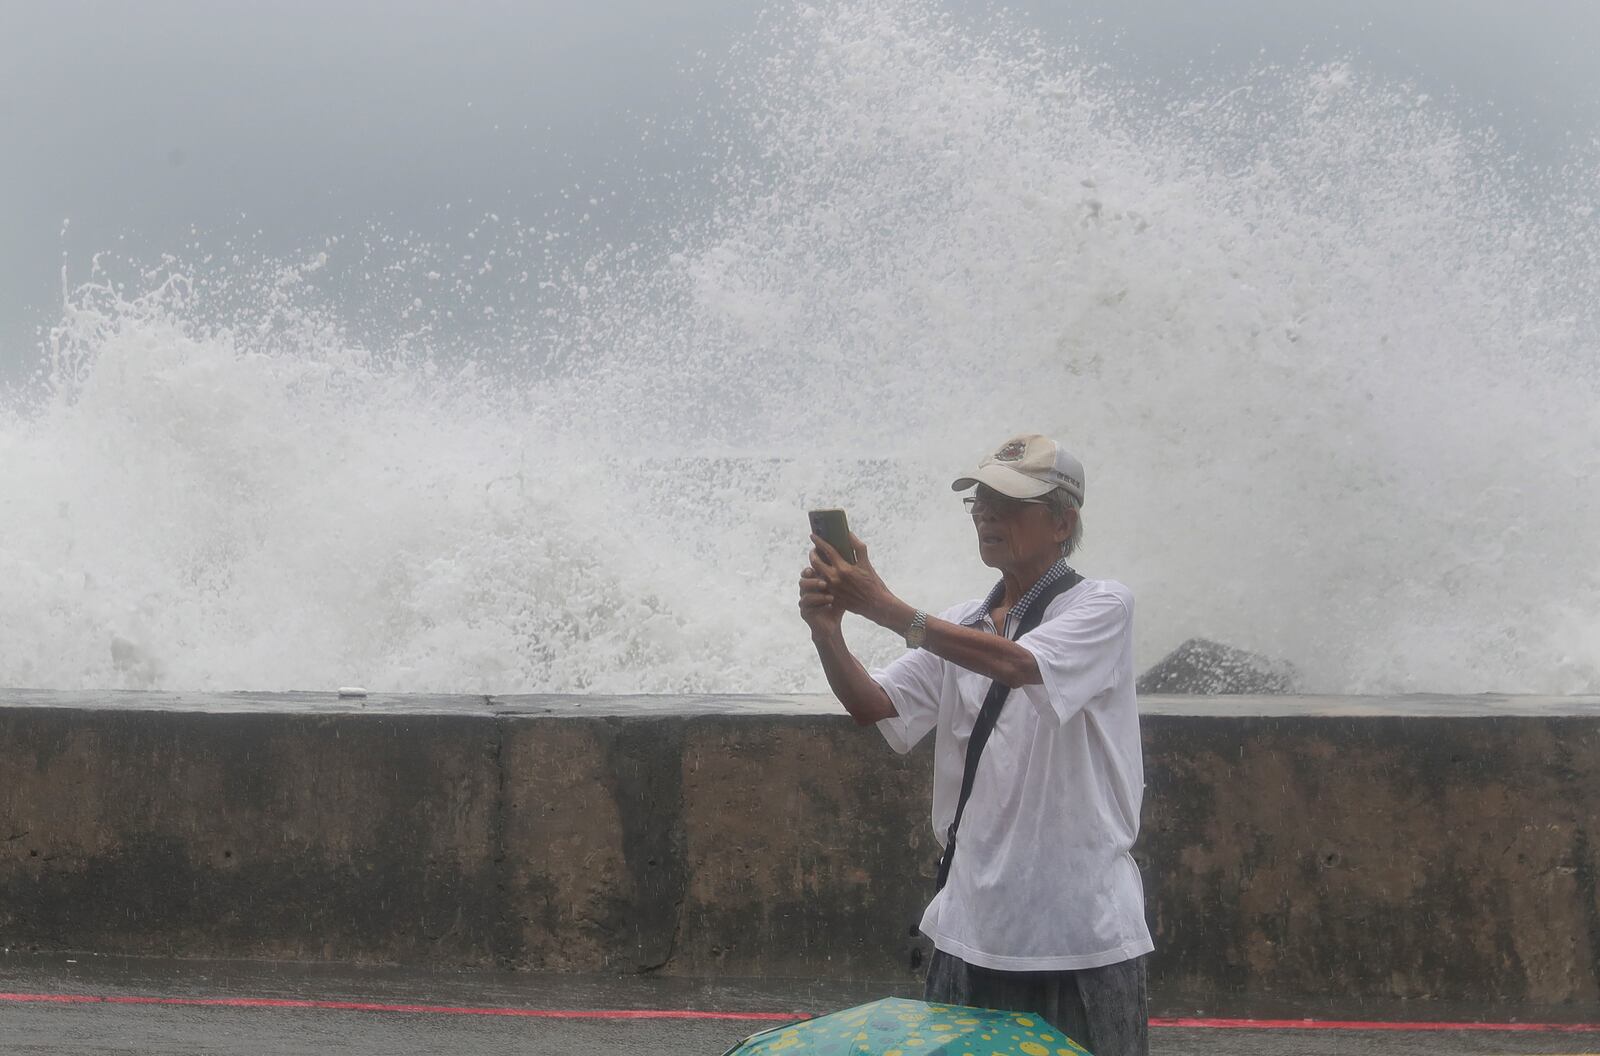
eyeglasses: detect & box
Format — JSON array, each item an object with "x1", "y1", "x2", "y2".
[{"x1": 962, "y1": 493, "x2": 1050, "y2": 516}]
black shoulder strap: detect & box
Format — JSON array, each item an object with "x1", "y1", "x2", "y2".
[{"x1": 934, "y1": 568, "x2": 1085, "y2": 893}]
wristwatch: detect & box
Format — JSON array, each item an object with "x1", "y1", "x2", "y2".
[{"x1": 905, "y1": 610, "x2": 929, "y2": 649}]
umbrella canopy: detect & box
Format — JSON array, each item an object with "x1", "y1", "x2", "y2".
[{"x1": 723, "y1": 997, "x2": 1092, "y2": 1056}]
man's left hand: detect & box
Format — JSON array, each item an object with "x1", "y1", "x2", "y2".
[{"x1": 808, "y1": 532, "x2": 899, "y2": 626}]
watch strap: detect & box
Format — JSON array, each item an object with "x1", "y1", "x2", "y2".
[{"x1": 905, "y1": 609, "x2": 929, "y2": 648}]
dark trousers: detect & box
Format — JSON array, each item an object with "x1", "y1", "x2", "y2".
[{"x1": 924, "y1": 949, "x2": 1149, "y2": 1056}]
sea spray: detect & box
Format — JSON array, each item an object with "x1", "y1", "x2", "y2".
[{"x1": 1, "y1": 0, "x2": 1595, "y2": 694}]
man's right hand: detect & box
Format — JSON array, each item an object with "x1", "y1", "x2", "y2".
[{"x1": 798, "y1": 565, "x2": 844, "y2": 635}]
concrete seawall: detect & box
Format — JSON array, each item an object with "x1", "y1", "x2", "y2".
[{"x1": 3, "y1": 691, "x2": 1598, "y2": 1013}]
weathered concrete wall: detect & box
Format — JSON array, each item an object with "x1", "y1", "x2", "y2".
[
  {"x1": 0, "y1": 704, "x2": 504, "y2": 964},
  {"x1": 2, "y1": 691, "x2": 1598, "y2": 1013},
  {"x1": 1140, "y1": 713, "x2": 1600, "y2": 1011},
  {"x1": 500, "y1": 710, "x2": 936, "y2": 979}
]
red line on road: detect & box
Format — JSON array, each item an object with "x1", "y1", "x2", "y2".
[
  {"x1": 3, "y1": 992, "x2": 1599, "y2": 1032},
  {"x1": 1151, "y1": 1016, "x2": 1600, "y2": 1033}
]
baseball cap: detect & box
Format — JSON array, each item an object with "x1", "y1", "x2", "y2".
[{"x1": 951, "y1": 433, "x2": 1086, "y2": 505}]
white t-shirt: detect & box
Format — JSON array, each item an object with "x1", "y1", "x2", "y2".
[{"x1": 871, "y1": 577, "x2": 1153, "y2": 972}]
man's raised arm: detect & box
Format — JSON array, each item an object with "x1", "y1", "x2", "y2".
[
  {"x1": 800, "y1": 563, "x2": 896, "y2": 725},
  {"x1": 810, "y1": 624, "x2": 897, "y2": 725}
]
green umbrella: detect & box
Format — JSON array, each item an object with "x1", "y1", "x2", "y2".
[{"x1": 722, "y1": 997, "x2": 1092, "y2": 1056}]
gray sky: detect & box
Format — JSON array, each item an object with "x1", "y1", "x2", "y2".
[{"x1": 3, "y1": 0, "x2": 1598, "y2": 371}]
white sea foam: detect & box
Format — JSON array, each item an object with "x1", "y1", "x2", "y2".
[{"x1": 2, "y1": 0, "x2": 1596, "y2": 694}]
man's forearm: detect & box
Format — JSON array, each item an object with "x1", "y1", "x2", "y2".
[
  {"x1": 923, "y1": 616, "x2": 1041, "y2": 687},
  {"x1": 811, "y1": 629, "x2": 897, "y2": 725},
  {"x1": 874, "y1": 597, "x2": 1040, "y2": 688}
]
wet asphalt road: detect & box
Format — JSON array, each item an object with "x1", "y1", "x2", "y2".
[
  {"x1": 8, "y1": 1008, "x2": 1600, "y2": 1056},
  {"x1": 3, "y1": 952, "x2": 1598, "y2": 1055}
]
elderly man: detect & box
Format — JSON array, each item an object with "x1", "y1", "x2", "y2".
[{"x1": 799, "y1": 434, "x2": 1152, "y2": 1056}]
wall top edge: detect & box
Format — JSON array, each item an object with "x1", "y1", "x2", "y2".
[{"x1": 2, "y1": 689, "x2": 1599, "y2": 719}]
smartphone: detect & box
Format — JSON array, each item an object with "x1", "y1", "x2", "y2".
[{"x1": 807, "y1": 508, "x2": 857, "y2": 564}]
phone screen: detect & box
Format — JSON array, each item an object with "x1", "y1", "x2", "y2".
[{"x1": 807, "y1": 508, "x2": 857, "y2": 563}]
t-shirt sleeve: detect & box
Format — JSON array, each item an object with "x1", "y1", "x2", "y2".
[
  {"x1": 870, "y1": 646, "x2": 944, "y2": 755},
  {"x1": 1014, "y1": 589, "x2": 1132, "y2": 727},
  {"x1": 869, "y1": 601, "x2": 973, "y2": 754}
]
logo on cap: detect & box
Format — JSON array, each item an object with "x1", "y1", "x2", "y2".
[{"x1": 995, "y1": 440, "x2": 1028, "y2": 462}]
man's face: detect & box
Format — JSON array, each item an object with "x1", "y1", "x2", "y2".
[{"x1": 968, "y1": 484, "x2": 1070, "y2": 571}]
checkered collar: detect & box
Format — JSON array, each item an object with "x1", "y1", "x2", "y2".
[{"x1": 962, "y1": 559, "x2": 1078, "y2": 637}]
